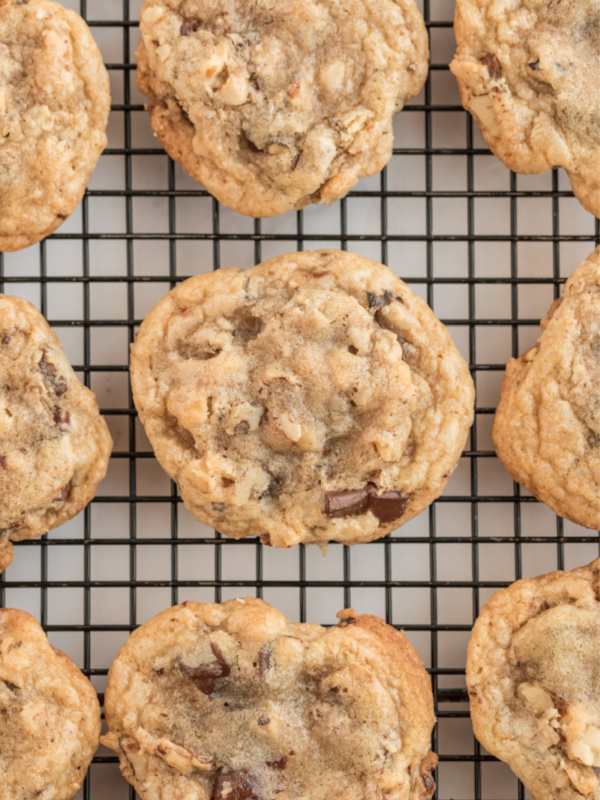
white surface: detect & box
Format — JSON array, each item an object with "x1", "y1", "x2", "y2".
[{"x1": 1, "y1": 1, "x2": 598, "y2": 798}]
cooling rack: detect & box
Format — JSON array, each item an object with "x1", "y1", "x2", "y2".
[{"x1": 0, "y1": 0, "x2": 599, "y2": 797}]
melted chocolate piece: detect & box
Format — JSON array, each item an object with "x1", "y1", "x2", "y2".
[
  {"x1": 266, "y1": 756, "x2": 287, "y2": 770},
  {"x1": 483, "y1": 53, "x2": 502, "y2": 79},
  {"x1": 54, "y1": 482, "x2": 71, "y2": 503},
  {"x1": 422, "y1": 773, "x2": 435, "y2": 795},
  {"x1": 53, "y1": 407, "x2": 70, "y2": 426},
  {"x1": 39, "y1": 351, "x2": 67, "y2": 397},
  {"x1": 337, "y1": 617, "x2": 356, "y2": 628},
  {"x1": 213, "y1": 769, "x2": 261, "y2": 800},
  {"x1": 0, "y1": 455, "x2": 6, "y2": 469},
  {"x1": 324, "y1": 486, "x2": 409, "y2": 524},
  {"x1": 181, "y1": 19, "x2": 199, "y2": 35},
  {"x1": 257, "y1": 715, "x2": 270, "y2": 725},
  {"x1": 256, "y1": 643, "x2": 272, "y2": 676},
  {"x1": 367, "y1": 290, "x2": 393, "y2": 310},
  {"x1": 180, "y1": 643, "x2": 231, "y2": 695}
]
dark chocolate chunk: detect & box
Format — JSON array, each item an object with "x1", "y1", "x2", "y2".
[
  {"x1": 323, "y1": 489, "x2": 369, "y2": 518},
  {"x1": 54, "y1": 481, "x2": 71, "y2": 503},
  {"x1": 256, "y1": 643, "x2": 272, "y2": 676},
  {"x1": 1, "y1": 332, "x2": 10, "y2": 345},
  {"x1": 528, "y1": 59, "x2": 540, "y2": 71},
  {"x1": 56, "y1": 213, "x2": 67, "y2": 220},
  {"x1": 39, "y1": 351, "x2": 67, "y2": 397},
  {"x1": 234, "y1": 421, "x2": 250, "y2": 435},
  {"x1": 366, "y1": 488, "x2": 409, "y2": 524},
  {"x1": 2, "y1": 680, "x2": 18, "y2": 692},
  {"x1": 422, "y1": 773, "x2": 435, "y2": 795},
  {"x1": 266, "y1": 756, "x2": 286, "y2": 770},
  {"x1": 337, "y1": 617, "x2": 356, "y2": 628},
  {"x1": 483, "y1": 53, "x2": 502, "y2": 80},
  {"x1": 367, "y1": 290, "x2": 393, "y2": 310},
  {"x1": 290, "y1": 153, "x2": 300, "y2": 171},
  {"x1": 324, "y1": 486, "x2": 409, "y2": 523},
  {"x1": 154, "y1": 668, "x2": 164, "y2": 676},
  {"x1": 231, "y1": 308, "x2": 263, "y2": 343},
  {"x1": 181, "y1": 19, "x2": 199, "y2": 35},
  {"x1": 251, "y1": 74, "x2": 264, "y2": 91},
  {"x1": 261, "y1": 475, "x2": 283, "y2": 500},
  {"x1": 0, "y1": 455, "x2": 6, "y2": 469},
  {"x1": 180, "y1": 643, "x2": 231, "y2": 695},
  {"x1": 213, "y1": 769, "x2": 261, "y2": 800},
  {"x1": 257, "y1": 715, "x2": 270, "y2": 725}
]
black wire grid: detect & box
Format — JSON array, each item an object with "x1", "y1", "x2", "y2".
[{"x1": 1, "y1": 0, "x2": 599, "y2": 798}]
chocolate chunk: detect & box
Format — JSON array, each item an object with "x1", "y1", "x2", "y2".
[
  {"x1": 0, "y1": 455, "x2": 6, "y2": 469},
  {"x1": 266, "y1": 757, "x2": 286, "y2": 770},
  {"x1": 256, "y1": 643, "x2": 272, "y2": 676},
  {"x1": 53, "y1": 407, "x2": 70, "y2": 426},
  {"x1": 181, "y1": 19, "x2": 199, "y2": 35},
  {"x1": 337, "y1": 617, "x2": 356, "y2": 628},
  {"x1": 528, "y1": 60, "x2": 540, "y2": 71},
  {"x1": 422, "y1": 773, "x2": 435, "y2": 795},
  {"x1": 213, "y1": 769, "x2": 261, "y2": 800},
  {"x1": 232, "y1": 308, "x2": 263, "y2": 343},
  {"x1": 154, "y1": 668, "x2": 164, "y2": 676},
  {"x1": 1, "y1": 332, "x2": 10, "y2": 345},
  {"x1": 180, "y1": 643, "x2": 231, "y2": 695},
  {"x1": 234, "y1": 421, "x2": 250, "y2": 435},
  {"x1": 261, "y1": 475, "x2": 283, "y2": 500},
  {"x1": 366, "y1": 488, "x2": 409, "y2": 523},
  {"x1": 251, "y1": 74, "x2": 264, "y2": 91},
  {"x1": 56, "y1": 213, "x2": 67, "y2": 220},
  {"x1": 550, "y1": 693, "x2": 569, "y2": 714},
  {"x1": 54, "y1": 481, "x2": 71, "y2": 503},
  {"x1": 290, "y1": 153, "x2": 300, "y2": 171},
  {"x1": 257, "y1": 715, "x2": 270, "y2": 725},
  {"x1": 324, "y1": 489, "x2": 369, "y2": 518},
  {"x1": 367, "y1": 290, "x2": 393, "y2": 310},
  {"x1": 483, "y1": 53, "x2": 502, "y2": 80},
  {"x1": 2, "y1": 681, "x2": 18, "y2": 692},
  {"x1": 39, "y1": 351, "x2": 67, "y2": 396}
]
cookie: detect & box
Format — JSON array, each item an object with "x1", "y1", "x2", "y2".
[
  {"x1": 0, "y1": 294, "x2": 113, "y2": 572},
  {"x1": 467, "y1": 559, "x2": 600, "y2": 800},
  {"x1": 136, "y1": 0, "x2": 428, "y2": 218},
  {"x1": 450, "y1": 0, "x2": 600, "y2": 218},
  {"x1": 0, "y1": 0, "x2": 111, "y2": 252},
  {"x1": 102, "y1": 597, "x2": 438, "y2": 800},
  {"x1": 130, "y1": 250, "x2": 474, "y2": 547},
  {"x1": 493, "y1": 247, "x2": 600, "y2": 530},
  {"x1": 0, "y1": 607, "x2": 101, "y2": 800}
]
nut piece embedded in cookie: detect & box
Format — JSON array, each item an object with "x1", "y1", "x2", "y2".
[
  {"x1": 135, "y1": 0, "x2": 429, "y2": 217},
  {"x1": 101, "y1": 597, "x2": 438, "y2": 800},
  {"x1": 130, "y1": 250, "x2": 474, "y2": 547},
  {"x1": 450, "y1": 0, "x2": 600, "y2": 217},
  {"x1": 0, "y1": 0, "x2": 111, "y2": 252},
  {"x1": 0, "y1": 608, "x2": 101, "y2": 799},
  {"x1": 467, "y1": 559, "x2": 600, "y2": 800},
  {"x1": 0, "y1": 294, "x2": 113, "y2": 573},
  {"x1": 493, "y1": 247, "x2": 600, "y2": 530}
]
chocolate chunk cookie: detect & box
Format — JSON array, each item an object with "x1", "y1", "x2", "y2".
[
  {"x1": 130, "y1": 250, "x2": 474, "y2": 547},
  {"x1": 467, "y1": 559, "x2": 600, "y2": 800},
  {"x1": 493, "y1": 247, "x2": 600, "y2": 530},
  {"x1": 102, "y1": 597, "x2": 438, "y2": 800},
  {"x1": 0, "y1": 608, "x2": 101, "y2": 799},
  {"x1": 0, "y1": 295, "x2": 113, "y2": 572},
  {"x1": 136, "y1": 0, "x2": 428, "y2": 217},
  {"x1": 0, "y1": 0, "x2": 111, "y2": 252},
  {"x1": 450, "y1": 0, "x2": 600, "y2": 218}
]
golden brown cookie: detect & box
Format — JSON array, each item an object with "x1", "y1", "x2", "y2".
[
  {"x1": 136, "y1": 0, "x2": 428, "y2": 217},
  {"x1": 0, "y1": 0, "x2": 111, "y2": 252},
  {"x1": 467, "y1": 559, "x2": 600, "y2": 800},
  {"x1": 130, "y1": 250, "x2": 474, "y2": 547},
  {"x1": 493, "y1": 247, "x2": 600, "y2": 530},
  {"x1": 450, "y1": 0, "x2": 600, "y2": 218},
  {"x1": 0, "y1": 294, "x2": 113, "y2": 573},
  {"x1": 102, "y1": 597, "x2": 438, "y2": 800},
  {"x1": 0, "y1": 608, "x2": 101, "y2": 800}
]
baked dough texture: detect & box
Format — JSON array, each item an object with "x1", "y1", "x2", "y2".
[
  {"x1": 450, "y1": 0, "x2": 600, "y2": 218},
  {"x1": 493, "y1": 247, "x2": 600, "y2": 530},
  {"x1": 467, "y1": 559, "x2": 600, "y2": 800},
  {"x1": 0, "y1": 0, "x2": 110, "y2": 252},
  {"x1": 0, "y1": 608, "x2": 101, "y2": 800},
  {"x1": 130, "y1": 250, "x2": 474, "y2": 547},
  {"x1": 102, "y1": 597, "x2": 438, "y2": 800},
  {"x1": 0, "y1": 294, "x2": 113, "y2": 573},
  {"x1": 136, "y1": 0, "x2": 428, "y2": 217}
]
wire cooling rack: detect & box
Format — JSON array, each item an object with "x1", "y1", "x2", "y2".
[{"x1": 1, "y1": 0, "x2": 599, "y2": 798}]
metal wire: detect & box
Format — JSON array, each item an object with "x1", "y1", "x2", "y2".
[{"x1": 0, "y1": 1, "x2": 599, "y2": 798}]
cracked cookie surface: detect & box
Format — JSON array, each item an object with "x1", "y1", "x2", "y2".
[
  {"x1": 102, "y1": 597, "x2": 437, "y2": 800},
  {"x1": 130, "y1": 250, "x2": 474, "y2": 547},
  {"x1": 0, "y1": 295, "x2": 113, "y2": 573},
  {"x1": 0, "y1": 0, "x2": 110, "y2": 252},
  {"x1": 0, "y1": 608, "x2": 101, "y2": 800},
  {"x1": 493, "y1": 247, "x2": 600, "y2": 530},
  {"x1": 136, "y1": 0, "x2": 428, "y2": 217},
  {"x1": 450, "y1": 0, "x2": 600, "y2": 217},
  {"x1": 467, "y1": 559, "x2": 600, "y2": 800}
]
